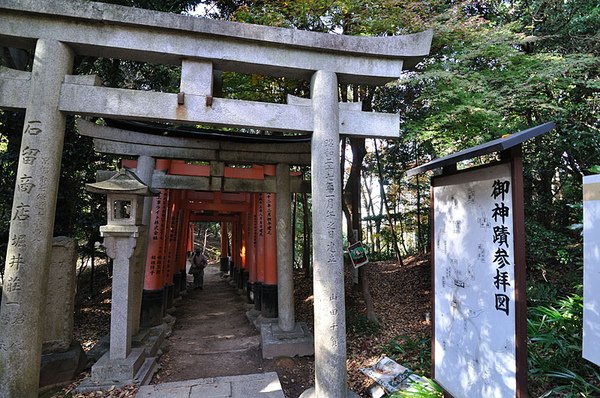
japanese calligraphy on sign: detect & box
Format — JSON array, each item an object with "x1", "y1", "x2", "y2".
[{"x1": 432, "y1": 163, "x2": 517, "y2": 397}]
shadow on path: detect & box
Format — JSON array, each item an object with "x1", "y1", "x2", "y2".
[
  {"x1": 147, "y1": 264, "x2": 315, "y2": 397},
  {"x1": 154, "y1": 264, "x2": 266, "y2": 380}
]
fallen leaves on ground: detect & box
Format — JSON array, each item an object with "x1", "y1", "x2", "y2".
[
  {"x1": 60, "y1": 256, "x2": 429, "y2": 397},
  {"x1": 294, "y1": 255, "x2": 431, "y2": 397}
]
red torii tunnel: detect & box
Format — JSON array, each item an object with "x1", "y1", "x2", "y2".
[{"x1": 120, "y1": 159, "x2": 303, "y2": 327}]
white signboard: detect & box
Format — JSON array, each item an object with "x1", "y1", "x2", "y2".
[
  {"x1": 583, "y1": 174, "x2": 600, "y2": 366},
  {"x1": 433, "y1": 163, "x2": 517, "y2": 397}
]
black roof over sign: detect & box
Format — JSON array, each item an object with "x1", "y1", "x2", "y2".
[{"x1": 406, "y1": 122, "x2": 555, "y2": 176}]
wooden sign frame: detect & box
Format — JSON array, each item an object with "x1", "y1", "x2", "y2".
[{"x1": 429, "y1": 147, "x2": 527, "y2": 398}]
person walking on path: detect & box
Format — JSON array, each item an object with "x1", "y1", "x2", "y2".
[{"x1": 190, "y1": 248, "x2": 208, "y2": 290}]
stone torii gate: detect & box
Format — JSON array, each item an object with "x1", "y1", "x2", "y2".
[{"x1": 0, "y1": 1, "x2": 432, "y2": 397}]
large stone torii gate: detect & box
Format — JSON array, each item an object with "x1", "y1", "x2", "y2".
[{"x1": 0, "y1": 1, "x2": 432, "y2": 397}]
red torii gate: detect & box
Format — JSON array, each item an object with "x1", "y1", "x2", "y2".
[{"x1": 122, "y1": 159, "x2": 282, "y2": 325}]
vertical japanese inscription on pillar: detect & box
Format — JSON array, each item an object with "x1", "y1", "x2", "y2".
[
  {"x1": 322, "y1": 138, "x2": 340, "y2": 348},
  {"x1": 258, "y1": 194, "x2": 264, "y2": 238},
  {"x1": 3, "y1": 119, "x2": 46, "y2": 311},
  {"x1": 433, "y1": 162, "x2": 518, "y2": 397},
  {"x1": 265, "y1": 193, "x2": 273, "y2": 236},
  {"x1": 149, "y1": 191, "x2": 165, "y2": 276}
]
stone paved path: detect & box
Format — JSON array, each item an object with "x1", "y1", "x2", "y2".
[{"x1": 137, "y1": 264, "x2": 285, "y2": 397}]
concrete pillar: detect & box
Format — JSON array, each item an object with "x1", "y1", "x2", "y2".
[
  {"x1": 132, "y1": 155, "x2": 155, "y2": 334},
  {"x1": 276, "y1": 163, "x2": 295, "y2": 331},
  {"x1": 104, "y1": 234, "x2": 141, "y2": 360},
  {"x1": 301, "y1": 70, "x2": 349, "y2": 398},
  {"x1": 0, "y1": 39, "x2": 73, "y2": 398}
]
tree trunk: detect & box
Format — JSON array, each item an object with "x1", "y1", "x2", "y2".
[
  {"x1": 374, "y1": 141, "x2": 403, "y2": 265},
  {"x1": 343, "y1": 132, "x2": 378, "y2": 323}
]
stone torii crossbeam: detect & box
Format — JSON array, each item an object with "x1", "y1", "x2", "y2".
[{"x1": 0, "y1": 1, "x2": 432, "y2": 397}]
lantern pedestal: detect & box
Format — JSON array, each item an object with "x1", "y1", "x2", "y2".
[{"x1": 87, "y1": 227, "x2": 159, "y2": 388}]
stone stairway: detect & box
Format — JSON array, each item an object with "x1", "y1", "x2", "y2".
[{"x1": 137, "y1": 265, "x2": 285, "y2": 397}]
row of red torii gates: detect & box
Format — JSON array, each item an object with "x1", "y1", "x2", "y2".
[{"x1": 122, "y1": 159, "x2": 299, "y2": 326}]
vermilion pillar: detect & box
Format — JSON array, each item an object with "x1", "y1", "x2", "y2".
[
  {"x1": 187, "y1": 221, "x2": 194, "y2": 253},
  {"x1": 141, "y1": 161, "x2": 170, "y2": 327},
  {"x1": 235, "y1": 218, "x2": 244, "y2": 290},
  {"x1": 178, "y1": 194, "x2": 190, "y2": 293},
  {"x1": 164, "y1": 189, "x2": 179, "y2": 308},
  {"x1": 262, "y1": 190, "x2": 278, "y2": 318},
  {"x1": 159, "y1": 189, "x2": 171, "y2": 315},
  {"x1": 220, "y1": 222, "x2": 229, "y2": 273},
  {"x1": 173, "y1": 191, "x2": 188, "y2": 295},
  {"x1": 239, "y1": 210, "x2": 249, "y2": 291},
  {"x1": 254, "y1": 193, "x2": 265, "y2": 311},
  {"x1": 244, "y1": 205, "x2": 254, "y2": 302},
  {"x1": 248, "y1": 194, "x2": 258, "y2": 303}
]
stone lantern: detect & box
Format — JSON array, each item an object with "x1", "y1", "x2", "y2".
[{"x1": 84, "y1": 169, "x2": 157, "y2": 387}]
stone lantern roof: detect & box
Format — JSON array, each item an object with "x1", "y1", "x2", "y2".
[{"x1": 86, "y1": 168, "x2": 157, "y2": 196}]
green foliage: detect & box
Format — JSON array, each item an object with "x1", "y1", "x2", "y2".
[
  {"x1": 528, "y1": 289, "x2": 600, "y2": 395},
  {"x1": 383, "y1": 335, "x2": 431, "y2": 376},
  {"x1": 389, "y1": 378, "x2": 444, "y2": 398}
]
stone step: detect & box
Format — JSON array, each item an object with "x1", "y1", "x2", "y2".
[{"x1": 136, "y1": 372, "x2": 285, "y2": 398}]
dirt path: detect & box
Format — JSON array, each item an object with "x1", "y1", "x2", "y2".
[{"x1": 151, "y1": 264, "x2": 314, "y2": 397}]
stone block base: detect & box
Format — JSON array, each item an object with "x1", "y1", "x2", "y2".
[
  {"x1": 78, "y1": 324, "x2": 167, "y2": 392},
  {"x1": 299, "y1": 387, "x2": 360, "y2": 398},
  {"x1": 246, "y1": 308, "x2": 263, "y2": 330},
  {"x1": 133, "y1": 323, "x2": 168, "y2": 357},
  {"x1": 92, "y1": 348, "x2": 146, "y2": 381},
  {"x1": 39, "y1": 341, "x2": 88, "y2": 388},
  {"x1": 78, "y1": 348, "x2": 157, "y2": 392},
  {"x1": 137, "y1": 372, "x2": 284, "y2": 398},
  {"x1": 261, "y1": 322, "x2": 314, "y2": 359}
]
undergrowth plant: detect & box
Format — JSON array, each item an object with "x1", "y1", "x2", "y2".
[
  {"x1": 528, "y1": 287, "x2": 600, "y2": 396},
  {"x1": 383, "y1": 335, "x2": 431, "y2": 376},
  {"x1": 389, "y1": 377, "x2": 444, "y2": 398}
]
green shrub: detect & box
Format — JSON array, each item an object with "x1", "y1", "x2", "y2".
[
  {"x1": 383, "y1": 335, "x2": 431, "y2": 376},
  {"x1": 528, "y1": 288, "x2": 600, "y2": 396}
]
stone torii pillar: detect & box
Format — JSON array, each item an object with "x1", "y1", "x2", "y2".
[
  {"x1": 276, "y1": 163, "x2": 294, "y2": 331},
  {"x1": 131, "y1": 155, "x2": 155, "y2": 334},
  {"x1": 301, "y1": 70, "x2": 358, "y2": 398},
  {"x1": 0, "y1": 39, "x2": 73, "y2": 398},
  {"x1": 260, "y1": 163, "x2": 314, "y2": 359}
]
